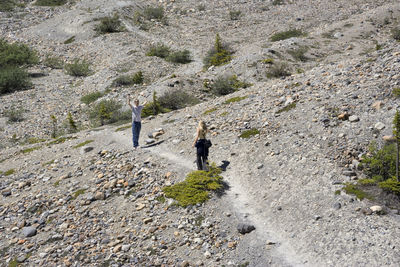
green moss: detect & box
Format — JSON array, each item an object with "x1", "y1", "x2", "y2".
[
  {"x1": 262, "y1": 58, "x2": 274, "y2": 64},
  {"x1": 270, "y1": 29, "x2": 306, "y2": 42},
  {"x1": 27, "y1": 137, "x2": 46, "y2": 144},
  {"x1": 162, "y1": 164, "x2": 223, "y2": 207},
  {"x1": 203, "y1": 107, "x2": 218, "y2": 115},
  {"x1": 392, "y1": 88, "x2": 400, "y2": 98},
  {"x1": 63, "y1": 36, "x2": 75, "y2": 44},
  {"x1": 334, "y1": 190, "x2": 341, "y2": 195},
  {"x1": 239, "y1": 128, "x2": 260, "y2": 138},
  {"x1": 224, "y1": 96, "x2": 247, "y2": 104},
  {"x1": 378, "y1": 178, "x2": 400, "y2": 194},
  {"x1": 276, "y1": 103, "x2": 296, "y2": 114},
  {"x1": 73, "y1": 140, "x2": 94, "y2": 149},
  {"x1": 8, "y1": 258, "x2": 18, "y2": 267},
  {"x1": 156, "y1": 196, "x2": 165, "y2": 203},
  {"x1": 220, "y1": 111, "x2": 228, "y2": 117},
  {"x1": 357, "y1": 178, "x2": 376, "y2": 186},
  {"x1": 48, "y1": 136, "x2": 76, "y2": 145},
  {"x1": 4, "y1": 169, "x2": 15, "y2": 176},
  {"x1": 54, "y1": 180, "x2": 60, "y2": 187},
  {"x1": 342, "y1": 183, "x2": 373, "y2": 200},
  {"x1": 115, "y1": 124, "x2": 131, "y2": 132},
  {"x1": 72, "y1": 189, "x2": 86, "y2": 200},
  {"x1": 21, "y1": 146, "x2": 42, "y2": 154},
  {"x1": 42, "y1": 159, "x2": 55, "y2": 166}
]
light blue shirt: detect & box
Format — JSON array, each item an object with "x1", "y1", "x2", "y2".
[{"x1": 132, "y1": 105, "x2": 143, "y2": 122}]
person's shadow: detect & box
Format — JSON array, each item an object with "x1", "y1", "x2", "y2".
[
  {"x1": 216, "y1": 160, "x2": 230, "y2": 197},
  {"x1": 218, "y1": 160, "x2": 230, "y2": 171}
]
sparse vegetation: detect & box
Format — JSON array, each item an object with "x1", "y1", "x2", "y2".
[
  {"x1": 203, "y1": 107, "x2": 218, "y2": 115},
  {"x1": 81, "y1": 91, "x2": 103, "y2": 104},
  {"x1": 112, "y1": 71, "x2": 144, "y2": 87},
  {"x1": 66, "y1": 112, "x2": 78, "y2": 133},
  {"x1": 162, "y1": 164, "x2": 223, "y2": 207},
  {"x1": 21, "y1": 146, "x2": 42, "y2": 154},
  {"x1": 270, "y1": 29, "x2": 306, "y2": 42},
  {"x1": 224, "y1": 96, "x2": 247, "y2": 104},
  {"x1": 393, "y1": 88, "x2": 400, "y2": 98},
  {"x1": 266, "y1": 62, "x2": 291, "y2": 78},
  {"x1": 4, "y1": 106, "x2": 24, "y2": 122},
  {"x1": 143, "y1": 6, "x2": 165, "y2": 21},
  {"x1": 229, "y1": 10, "x2": 241, "y2": 20},
  {"x1": 27, "y1": 137, "x2": 46, "y2": 144},
  {"x1": 146, "y1": 44, "x2": 171, "y2": 58},
  {"x1": 44, "y1": 55, "x2": 64, "y2": 69},
  {"x1": 272, "y1": 0, "x2": 284, "y2": 5},
  {"x1": 72, "y1": 189, "x2": 86, "y2": 200},
  {"x1": 239, "y1": 128, "x2": 260, "y2": 138},
  {"x1": 158, "y1": 90, "x2": 199, "y2": 110},
  {"x1": 166, "y1": 50, "x2": 192, "y2": 64},
  {"x1": 262, "y1": 58, "x2": 274, "y2": 64},
  {"x1": 115, "y1": 124, "x2": 131, "y2": 132},
  {"x1": 0, "y1": 0, "x2": 15, "y2": 11},
  {"x1": 287, "y1": 47, "x2": 309, "y2": 62},
  {"x1": 4, "y1": 169, "x2": 15, "y2": 176},
  {"x1": 276, "y1": 102, "x2": 296, "y2": 114},
  {"x1": 63, "y1": 36, "x2": 75, "y2": 44},
  {"x1": 74, "y1": 140, "x2": 94, "y2": 149},
  {"x1": 210, "y1": 75, "x2": 251, "y2": 96},
  {"x1": 94, "y1": 14, "x2": 125, "y2": 34},
  {"x1": 342, "y1": 183, "x2": 372, "y2": 200},
  {"x1": 142, "y1": 91, "x2": 170, "y2": 118},
  {"x1": 89, "y1": 99, "x2": 129, "y2": 126},
  {"x1": 391, "y1": 27, "x2": 400, "y2": 41},
  {"x1": 65, "y1": 59, "x2": 92, "y2": 77},
  {"x1": 203, "y1": 34, "x2": 233, "y2": 69},
  {"x1": 35, "y1": 0, "x2": 67, "y2": 6},
  {"x1": 50, "y1": 115, "x2": 57, "y2": 138}
]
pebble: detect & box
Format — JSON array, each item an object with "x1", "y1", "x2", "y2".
[
  {"x1": 22, "y1": 226, "x2": 37, "y2": 237},
  {"x1": 348, "y1": 115, "x2": 360, "y2": 122},
  {"x1": 237, "y1": 223, "x2": 256, "y2": 234}
]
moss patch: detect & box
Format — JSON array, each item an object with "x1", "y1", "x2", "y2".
[
  {"x1": 73, "y1": 140, "x2": 94, "y2": 149},
  {"x1": 21, "y1": 146, "x2": 42, "y2": 154},
  {"x1": 239, "y1": 128, "x2": 260, "y2": 138},
  {"x1": 224, "y1": 96, "x2": 247, "y2": 104},
  {"x1": 4, "y1": 169, "x2": 15, "y2": 176},
  {"x1": 27, "y1": 137, "x2": 46, "y2": 144},
  {"x1": 115, "y1": 124, "x2": 131, "y2": 132},
  {"x1": 270, "y1": 29, "x2": 306, "y2": 42},
  {"x1": 48, "y1": 136, "x2": 76, "y2": 145},
  {"x1": 342, "y1": 183, "x2": 373, "y2": 200},
  {"x1": 203, "y1": 107, "x2": 218, "y2": 115},
  {"x1": 72, "y1": 189, "x2": 86, "y2": 200},
  {"x1": 276, "y1": 103, "x2": 296, "y2": 114},
  {"x1": 162, "y1": 164, "x2": 223, "y2": 207}
]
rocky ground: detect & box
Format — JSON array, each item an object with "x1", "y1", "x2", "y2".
[{"x1": 1, "y1": 0, "x2": 400, "y2": 266}]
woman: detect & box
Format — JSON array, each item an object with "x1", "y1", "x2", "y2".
[{"x1": 192, "y1": 120, "x2": 210, "y2": 170}]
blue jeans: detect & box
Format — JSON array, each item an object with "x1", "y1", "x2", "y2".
[{"x1": 132, "y1": 121, "x2": 141, "y2": 147}]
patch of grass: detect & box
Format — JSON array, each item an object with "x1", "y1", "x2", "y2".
[
  {"x1": 43, "y1": 159, "x2": 55, "y2": 166},
  {"x1": 146, "y1": 44, "x2": 171, "y2": 58},
  {"x1": 0, "y1": 0, "x2": 15, "y2": 11},
  {"x1": 43, "y1": 55, "x2": 64, "y2": 69},
  {"x1": 27, "y1": 137, "x2": 46, "y2": 144},
  {"x1": 357, "y1": 178, "x2": 376, "y2": 186},
  {"x1": 115, "y1": 124, "x2": 131, "y2": 132},
  {"x1": 224, "y1": 96, "x2": 247, "y2": 104},
  {"x1": 203, "y1": 107, "x2": 218, "y2": 115},
  {"x1": 287, "y1": 47, "x2": 309, "y2": 62},
  {"x1": 220, "y1": 111, "x2": 228, "y2": 117},
  {"x1": 166, "y1": 50, "x2": 192, "y2": 64},
  {"x1": 94, "y1": 14, "x2": 125, "y2": 34},
  {"x1": 272, "y1": 0, "x2": 284, "y2": 5},
  {"x1": 156, "y1": 196, "x2": 165, "y2": 203},
  {"x1": 162, "y1": 164, "x2": 223, "y2": 207},
  {"x1": 35, "y1": 0, "x2": 67, "y2": 6},
  {"x1": 276, "y1": 102, "x2": 296, "y2": 114},
  {"x1": 21, "y1": 146, "x2": 42, "y2": 154},
  {"x1": 81, "y1": 91, "x2": 103, "y2": 104},
  {"x1": 266, "y1": 62, "x2": 291, "y2": 78},
  {"x1": 4, "y1": 169, "x2": 15, "y2": 176},
  {"x1": 203, "y1": 34, "x2": 233, "y2": 68},
  {"x1": 391, "y1": 27, "x2": 400, "y2": 41},
  {"x1": 73, "y1": 140, "x2": 94, "y2": 149},
  {"x1": 89, "y1": 99, "x2": 130, "y2": 126},
  {"x1": 54, "y1": 180, "x2": 60, "y2": 187},
  {"x1": 47, "y1": 136, "x2": 76, "y2": 145},
  {"x1": 143, "y1": 6, "x2": 164, "y2": 20},
  {"x1": 4, "y1": 106, "x2": 24, "y2": 122},
  {"x1": 65, "y1": 59, "x2": 92, "y2": 77},
  {"x1": 158, "y1": 90, "x2": 199, "y2": 110},
  {"x1": 210, "y1": 75, "x2": 251, "y2": 96},
  {"x1": 342, "y1": 183, "x2": 373, "y2": 200},
  {"x1": 239, "y1": 128, "x2": 260, "y2": 138},
  {"x1": 392, "y1": 87, "x2": 400, "y2": 98},
  {"x1": 334, "y1": 190, "x2": 341, "y2": 195},
  {"x1": 72, "y1": 189, "x2": 86, "y2": 200},
  {"x1": 229, "y1": 10, "x2": 241, "y2": 20},
  {"x1": 262, "y1": 58, "x2": 274, "y2": 64},
  {"x1": 112, "y1": 71, "x2": 143, "y2": 87},
  {"x1": 8, "y1": 258, "x2": 18, "y2": 267},
  {"x1": 270, "y1": 29, "x2": 306, "y2": 42},
  {"x1": 63, "y1": 36, "x2": 75, "y2": 44}
]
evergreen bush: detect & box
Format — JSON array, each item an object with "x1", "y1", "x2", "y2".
[
  {"x1": 158, "y1": 90, "x2": 199, "y2": 110},
  {"x1": 203, "y1": 34, "x2": 233, "y2": 69},
  {"x1": 65, "y1": 59, "x2": 91, "y2": 77},
  {"x1": 94, "y1": 15, "x2": 124, "y2": 34}
]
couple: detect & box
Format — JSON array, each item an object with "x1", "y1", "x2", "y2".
[{"x1": 127, "y1": 95, "x2": 210, "y2": 170}]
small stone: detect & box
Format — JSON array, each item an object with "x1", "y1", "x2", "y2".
[
  {"x1": 204, "y1": 250, "x2": 211, "y2": 258},
  {"x1": 122, "y1": 244, "x2": 130, "y2": 252},
  {"x1": 2, "y1": 189, "x2": 11, "y2": 197},
  {"x1": 237, "y1": 223, "x2": 255, "y2": 234},
  {"x1": 333, "y1": 202, "x2": 341, "y2": 210},
  {"x1": 17, "y1": 255, "x2": 27, "y2": 263},
  {"x1": 314, "y1": 215, "x2": 322, "y2": 221},
  {"x1": 143, "y1": 218, "x2": 153, "y2": 224},
  {"x1": 348, "y1": 115, "x2": 359, "y2": 122},
  {"x1": 81, "y1": 146, "x2": 94, "y2": 153},
  {"x1": 374, "y1": 122, "x2": 385, "y2": 131},
  {"x1": 370, "y1": 205, "x2": 383, "y2": 213},
  {"x1": 343, "y1": 170, "x2": 356, "y2": 177},
  {"x1": 136, "y1": 203, "x2": 146, "y2": 211},
  {"x1": 95, "y1": 191, "x2": 105, "y2": 200},
  {"x1": 113, "y1": 245, "x2": 122, "y2": 253},
  {"x1": 371, "y1": 101, "x2": 383, "y2": 111},
  {"x1": 361, "y1": 208, "x2": 373, "y2": 215},
  {"x1": 227, "y1": 241, "x2": 237, "y2": 248},
  {"x1": 145, "y1": 139, "x2": 155, "y2": 145},
  {"x1": 22, "y1": 226, "x2": 37, "y2": 237},
  {"x1": 257, "y1": 163, "x2": 264, "y2": 169},
  {"x1": 383, "y1": 135, "x2": 396, "y2": 142},
  {"x1": 337, "y1": 112, "x2": 349, "y2": 121},
  {"x1": 333, "y1": 32, "x2": 343, "y2": 38}
]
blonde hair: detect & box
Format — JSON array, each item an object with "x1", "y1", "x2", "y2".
[{"x1": 198, "y1": 120, "x2": 207, "y2": 135}]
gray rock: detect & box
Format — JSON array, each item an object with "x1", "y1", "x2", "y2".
[
  {"x1": 81, "y1": 146, "x2": 94, "y2": 153},
  {"x1": 257, "y1": 163, "x2": 264, "y2": 169},
  {"x1": 145, "y1": 139, "x2": 155, "y2": 144},
  {"x1": 374, "y1": 122, "x2": 385, "y2": 131},
  {"x1": 2, "y1": 190, "x2": 11, "y2": 197},
  {"x1": 22, "y1": 226, "x2": 37, "y2": 237},
  {"x1": 237, "y1": 223, "x2": 256, "y2": 234},
  {"x1": 349, "y1": 115, "x2": 359, "y2": 122},
  {"x1": 333, "y1": 202, "x2": 342, "y2": 210}
]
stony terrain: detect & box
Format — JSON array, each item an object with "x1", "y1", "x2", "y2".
[{"x1": 1, "y1": 0, "x2": 400, "y2": 266}]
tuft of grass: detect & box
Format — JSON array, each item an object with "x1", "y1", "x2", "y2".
[
  {"x1": 115, "y1": 124, "x2": 131, "y2": 132},
  {"x1": 27, "y1": 137, "x2": 46, "y2": 144},
  {"x1": 266, "y1": 62, "x2": 291, "y2": 78},
  {"x1": 63, "y1": 36, "x2": 75, "y2": 44},
  {"x1": 47, "y1": 136, "x2": 76, "y2": 145},
  {"x1": 8, "y1": 258, "x2": 18, "y2": 267},
  {"x1": 287, "y1": 47, "x2": 309, "y2": 62},
  {"x1": 158, "y1": 90, "x2": 199, "y2": 110},
  {"x1": 72, "y1": 189, "x2": 86, "y2": 200},
  {"x1": 334, "y1": 190, "x2": 341, "y2": 195},
  {"x1": 162, "y1": 164, "x2": 223, "y2": 207},
  {"x1": 112, "y1": 71, "x2": 143, "y2": 87},
  {"x1": 239, "y1": 128, "x2": 260, "y2": 138},
  {"x1": 276, "y1": 102, "x2": 296, "y2": 114},
  {"x1": 54, "y1": 180, "x2": 60, "y2": 187},
  {"x1": 391, "y1": 27, "x2": 400, "y2": 41},
  {"x1": 4, "y1": 169, "x2": 15, "y2": 176},
  {"x1": 73, "y1": 140, "x2": 94, "y2": 149},
  {"x1": 81, "y1": 91, "x2": 103, "y2": 104},
  {"x1": 203, "y1": 107, "x2": 218, "y2": 115},
  {"x1": 272, "y1": 0, "x2": 284, "y2": 5},
  {"x1": 21, "y1": 146, "x2": 42, "y2": 154},
  {"x1": 220, "y1": 111, "x2": 228, "y2": 117},
  {"x1": 65, "y1": 59, "x2": 92, "y2": 77},
  {"x1": 229, "y1": 10, "x2": 241, "y2": 21},
  {"x1": 156, "y1": 196, "x2": 166, "y2": 203},
  {"x1": 94, "y1": 14, "x2": 125, "y2": 34},
  {"x1": 210, "y1": 75, "x2": 252, "y2": 96},
  {"x1": 0, "y1": 0, "x2": 15, "y2": 11},
  {"x1": 342, "y1": 183, "x2": 373, "y2": 200},
  {"x1": 357, "y1": 178, "x2": 376, "y2": 186},
  {"x1": 392, "y1": 88, "x2": 400, "y2": 98},
  {"x1": 43, "y1": 55, "x2": 64, "y2": 69},
  {"x1": 146, "y1": 44, "x2": 170, "y2": 58},
  {"x1": 4, "y1": 106, "x2": 24, "y2": 122},
  {"x1": 35, "y1": 0, "x2": 67, "y2": 6},
  {"x1": 262, "y1": 58, "x2": 274, "y2": 64},
  {"x1": 224, "y1": 96, "x2": 247, "y2": 104},
  {"x1": 43, "y1": 159, "x2": 55, "y2": 166},
  {"x1": 166, "y1": 50, "x2": 192, "y2": 64},
  {"x1": 143, "y1": 6, "x2": 164, "y2": 20},
  {"x1": 270, "y1": 29, "x2": 306, "y2": 42}
]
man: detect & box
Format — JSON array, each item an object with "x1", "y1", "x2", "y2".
[{"x1": 127, "y1": 94, "x2": 145, "y2": 149}]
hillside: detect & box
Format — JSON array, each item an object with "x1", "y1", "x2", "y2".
[{"x1": 1, "y1": 0, "x2": 400, "y2": 266}]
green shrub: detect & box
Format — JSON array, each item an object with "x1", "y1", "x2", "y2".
[
  {"x1": 4, "y1": 169, "x2": 15, "y2": 176},
  {"x1": 65, "y1": 59, "x2": 91, "y2": 77},
  {"x1": 65, "y1": 112, "x2": 78, "y2": 133},
  {"x1": 203, "y1": 107, "x2": 218, "y2": 115},
  {"x1": 342, "y1": 183, "x2": 372, "y2": 200},
  {"x1": 141, "y1": 92, "x2": 170, "y2": 118},
  {"x1": 357, "y1": 178, "x2": 376, "y2": 186},
  {"x1": 203, "y1": 34, "x2": 233, "y2": 68},
  {"x1": 224, "y1": 96, "x2": 247, "y2": 104},
  {"x1": 262, "y1": 58, "x2": 274, "y2": 64},
  {"x1": 72, "y1": 189, "x2": 86, "y2": 200},
  {"x1": 391, "y1": 27, "x2": 400, "y2": 41},
  {"x1": 35, "y1": 0, "x2": 67, "y2": 6},
  {"x1": 162, "y1": 164, "x2": 223, "y2": 207},
  {"x1": 0, "y1": 67, "x2": 31, "y2": 95},
  {"x1": 0, "y1": 39, "x2": 38, "y2": 67},
  {"x1": 167, "y1": 50, "x2": 192, "y2": 64},
  {"x1": 229, "y1": 10, "x2": 241, "y2": 20},
  {"x1": 158, "y1": 90, "x2": 199, "y2": 110},
  {"x1": 378, "y1": 178, "x2": 400, "y2": 194},
  {"x1": 112, "y1": 71, "x2": 143, "y2": 87},
  {"x1": 143, "y1": 6, "x2": 164, "y2": 20},
  {"x1": 272, "y1": 0, "x2": 284, "y2": 5},
  {"x1": 239, "y1": 128, "x2": 260, "y2": 138},
  {"x1": 360, "y1": 142, "x2": 396, "y2": 182},
  {"x1": 266, "y1": 62, "x2": 291, "y2": 78},
  {"x1": 89, "y1": 99, "x2": 125, "y2": 126},
  {"x1": 146, "y1": 44, "x2": 171, "y2": 58},
  {"x1": 210, "y1": 75, "x2": 251, "y2": 96},
  {"x1": 393, "y1": 88, "x2": 400, "y2": 98},
  {"x1": 276, "y1": 102, "x2": 296, "y2": 114},
  {"x1": 270, "y1": 29, "x2": 306, "y2": 42},
  {"x1": 0, "y1": 0, "x2": 15, "y2": 11},
  {"x1": 4, "y1": 106, "x2": 24, "y2": 122},
  {"x1": 287, "y1": 47, "x2": 309, "y2": 62},
  {"x1": 81, "y1": 91, "x2": 103, "y2": 104},
  {"x1": 94, "y1": 15, "x2": 124, "y2": 34},
  {"x1": 43, "y1": 55, "x2": 64, "y2": 69}
]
